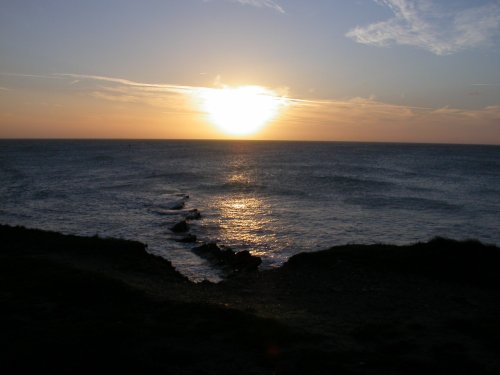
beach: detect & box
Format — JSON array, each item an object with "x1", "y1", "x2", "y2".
[{"x1": 2, "y1": 224, "x2": 499, "y2": 374}]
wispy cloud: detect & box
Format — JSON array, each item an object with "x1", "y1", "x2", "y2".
[
  {"x1": 2, "y1": 72, "x2": 499, "y2": 143},
  {"x1": 280, "y1": 95, "x2": 500, "y2": 143},
  {"x1": 0, "y1": 72, "x2": 63, "y2": 80},
  {"x1": 214, "y1": 0, "x2": 284, "y2": 13},
  {"x1": 53, "y1": 73, "x2": 290, "y2": 117},
  {"x1": 55, "y1": 73, "x2": 211, "y2": 114},
  {"x1": 346, "y1": 1, "x2": 500, "y2": 55},
  {"x1": 472, "y1": 83, "x2": 500, "y2": 86},
  {"x1": 54, "y1": 73, "x2": 196, "y2": 93}
]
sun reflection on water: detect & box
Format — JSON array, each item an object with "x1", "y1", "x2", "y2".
[
  {"x1": 227, "y1": 173, "x2": 252, "y2": 185},
  {"x1": 217, "y1": 194, "x2": 277, "y2": 258}
]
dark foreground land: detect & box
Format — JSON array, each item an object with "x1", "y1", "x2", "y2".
[{"x1": 1, "y1": 225, "x2": 500, "y2": 374}]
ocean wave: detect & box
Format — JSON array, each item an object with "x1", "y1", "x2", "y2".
[
  {"x1": 197, "y1": 180, "x2": 267, "y2": 193},
  {"x1": 32, "y1": 190, "x2": 68, "y2": 200},
  {"x1": 88, "y1": 154, "x2": 114, "y2": 163},
  {"x1": 348, "y1": 195, "x2": 461, "y2": 212},
  {"x1": 144, "y1": 171, "x2": 199, "y2": 181},
  {"x1": 312, "y1": 175, "x2": 396, "y2": 192}
]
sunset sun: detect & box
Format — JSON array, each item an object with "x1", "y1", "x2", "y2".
[{"x1": 200, "y1": 86, "x2": 287, "y2": 136}]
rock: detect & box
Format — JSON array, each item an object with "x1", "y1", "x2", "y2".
[
  {"x1": 232, "y1": 250, "x2": 262, "y2": 270},
  {"x1": 168, "y1": 200, "x2": 185, "y2": 210},
  {"x1": 174, "y1": 234, "x2": 197, "y2": 243},
  {"x1": 192, "y1": 243, "x2": 262, "y2": 273},
  {"x1": 170, "y1": 220, "x2": 189, "y2": 233},
  {"x1": 185, "y1": 209, "x2": 201, "y2": 220},
  {"x1": 192, "y1": 243, "x2": 222, "y2": 259}
]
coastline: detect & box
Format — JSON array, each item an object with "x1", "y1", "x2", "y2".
[{"x1": 2, "y1": 224, "x2": 500, "y2": 374}]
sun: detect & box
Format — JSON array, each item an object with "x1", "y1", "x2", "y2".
[{"x1": 200, "y1": 85, "x2": 287, "y2": 136}]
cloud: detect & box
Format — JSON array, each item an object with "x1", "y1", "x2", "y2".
[
  {"x1": 291, "y1": 95, "x2": 500, "y2": 123},
  {"x1": 57, "y1": 73, "x2": 500, "y2": 143},
  {"x1": 53, "y1": 73, "x2": 290, "y2": 119},
  {"x1": 215, "y1": 0, "x2": 284, "y2": 13},
  {"x1": 57, "y1": 74, "x2": 208, "y2": 114},
  {"x1": 346, "y1": 0, "x2": 500, "y2": 55},
  {"x1": 2, "y1": 72, "x2": 499, "y2": 143},
  {"x1": 0, "y1": 72, "x2": 64, "y2": 80},
  {"x1": 54, "y1": 73, "x2": 195, "y2": 93},
  {"x1": 276, "y1": 95, "x2": 500, "y2": 143}
]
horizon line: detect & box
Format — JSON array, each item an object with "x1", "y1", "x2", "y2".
[{"x1": 0, "y1": 137, "x2": 498, "y2": 147}]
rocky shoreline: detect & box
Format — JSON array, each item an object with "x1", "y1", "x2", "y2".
[
  {"x1": 1, "y1": 224, "x2": 500, "y2": 374},
  {"x1": 162, "y1": 193, "x2": 263, "y2": 276}
]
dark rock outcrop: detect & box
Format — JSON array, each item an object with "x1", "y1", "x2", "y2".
[
  {"x1": 174, "y1": 234, "x2": 197, "y2": 243},
  {"x1": 185, "y1": 209, "x2": 201, "y2": 220},
  {"x1": 170, "y1": 220, "x2": 189, "y2": 233},
  {"x1": 3, "y1": 225, "x2": 500, "y2": 374},
  {"x1": 168, "y1": 200, "x2": 185, "y2": 210},
  {"x1": 192, "y1": 243, "x2": 261, "y2": 273}
]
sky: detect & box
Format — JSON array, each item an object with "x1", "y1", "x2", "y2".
[{"x1": 1, "y1": 0, "x2": 500, "y2": 144}]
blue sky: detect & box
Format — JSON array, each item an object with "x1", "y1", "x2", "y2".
[{"x1": 1, "y1": 0, "x2": 500, "y2": 143}]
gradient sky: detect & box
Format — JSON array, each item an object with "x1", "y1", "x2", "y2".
[{"x1": 1, "y1": 0, "x2": 500, "y2": 143}]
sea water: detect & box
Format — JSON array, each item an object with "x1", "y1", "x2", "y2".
[{"x1": 1, "y1": 140, "x2": 499, "y2": 282}]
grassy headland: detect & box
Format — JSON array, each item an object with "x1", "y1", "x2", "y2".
[{"x1": 1, "y1": 224, "x2": 499, "y2": 374}]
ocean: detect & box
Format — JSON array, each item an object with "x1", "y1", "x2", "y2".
[{"x1": 1, "y1": 140, "x2": 499, "y2": 282}]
